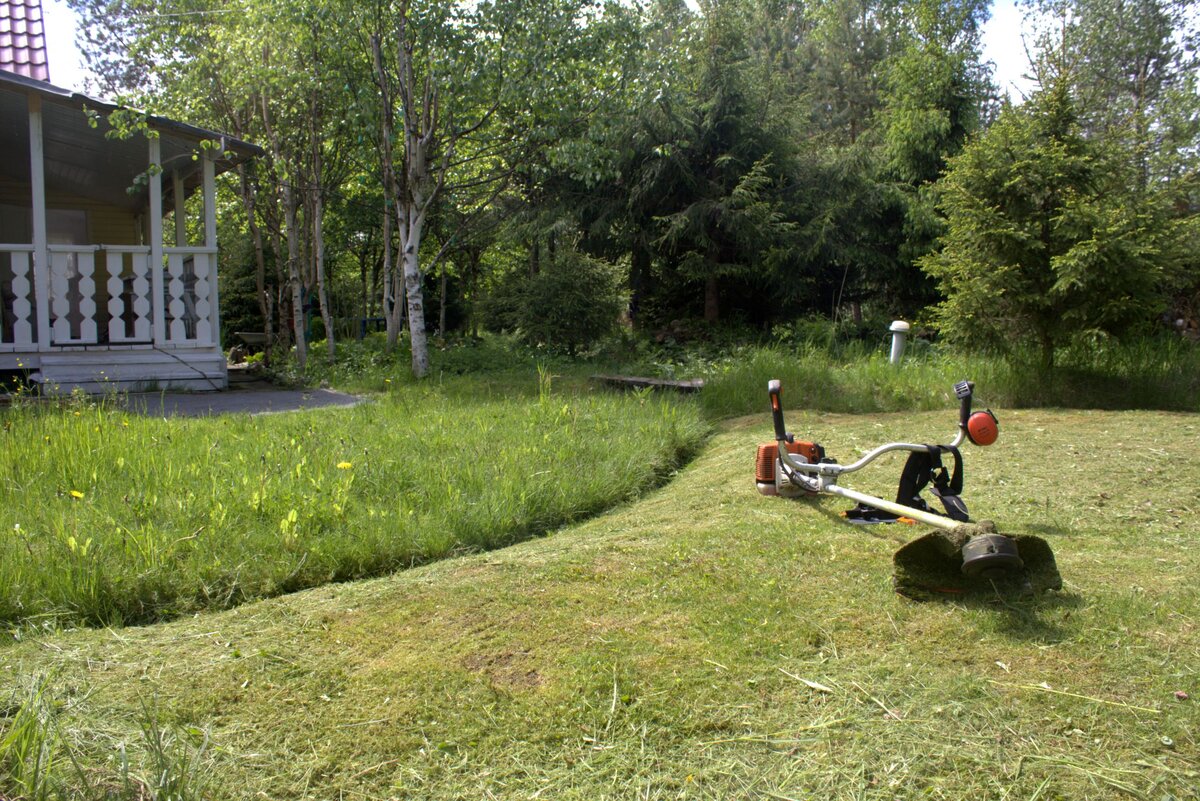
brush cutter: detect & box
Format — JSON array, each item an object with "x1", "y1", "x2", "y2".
[{"x1": 755, "y1": 380, "x2": 1061, "y2": 599}]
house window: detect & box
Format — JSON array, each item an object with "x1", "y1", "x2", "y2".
[
  {"x1": 48, "y1": 210, "x2": 89, "y2": 246},
  {"x1": 0, "y1": 207, "x2": 90, "y2": 244},
  {"x1": 0, "y1": 205, "x2": 31, "y2": 242}
]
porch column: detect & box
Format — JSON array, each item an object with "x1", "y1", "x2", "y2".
[
  {"x1": 173, "y1": 172, "x2": 187, "y2": 246},
  {"x1": 148, "y1": 137, "x2": 166, "y2": 345},
  {"x1": 203, "y1": 148, "x2": 220, "y2": 346},
  {"x1": 28, "y1": 94, "x2": 51, "y2": 351}
]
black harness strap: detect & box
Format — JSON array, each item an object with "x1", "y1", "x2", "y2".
[
  {"x1": 843, "y1": 446, "x2": 971, "y2": 524},
  {"x1": 896, "y1": 446, "x2": 970, "y2": 522}
]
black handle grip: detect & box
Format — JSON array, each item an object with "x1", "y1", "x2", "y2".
[
  {"x1": 768, "y1": 379, "x2": 787, "y2": 441},
  {"x1": 955, "y1": 380, "x2": 974, "y2": 429}
]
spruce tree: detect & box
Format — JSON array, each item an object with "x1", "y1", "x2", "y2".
[{"x1": 921, "y1": 75, "x2": 1171, "y2": 368}]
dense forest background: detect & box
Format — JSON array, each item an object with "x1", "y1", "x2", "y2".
[{"x1": 69, "y1": 0, "x2": 1199, "y2": 374}]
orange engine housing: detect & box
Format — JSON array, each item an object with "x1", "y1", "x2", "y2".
[{"x1": 755, "y1": 440, "x2": 824, "y2": 486}]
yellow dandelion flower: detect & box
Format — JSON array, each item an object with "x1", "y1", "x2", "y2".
[
  {"x1": 336, "y1": 461, "x2": 353, "y2": 470},
  {"x1": 69, "y1": 490, "x2": 84, "y2": 499}
]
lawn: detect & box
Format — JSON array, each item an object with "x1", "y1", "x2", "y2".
[{"x1": 2, "y1": 401, "x2": 1197, "y2": 799}]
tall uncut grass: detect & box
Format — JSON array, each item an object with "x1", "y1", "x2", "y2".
[
  {"x1": 699, "y1": 336, "x2": 1200, "y2": 419},
  {"x1": 0, "y1": 375, "x2": 705, "y2": 629}
]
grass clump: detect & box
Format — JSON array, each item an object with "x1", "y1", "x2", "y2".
[
  {"x1": 293, "y1": 332, "x2": 579, "y2": 393},
  {"x1": 0, "y1": 678, "x2": 58, "y2": 799},
  {"x1": 0, "y1": 677, "x2": 212, "y2": 800},
  {"x1": 0, "y1": 372, "x2": 705, "y2": 629},
  {"x1": 282, "y1": 328, "x2": 1200, "y2": 418}
]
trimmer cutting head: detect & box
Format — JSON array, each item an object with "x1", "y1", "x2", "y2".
[
  {"x1": 892, "y1": 522, "x2": 1062, "y2": 600},
  {"x1": 961, "y1": 531, "x2": 1022, "y2": 577}
]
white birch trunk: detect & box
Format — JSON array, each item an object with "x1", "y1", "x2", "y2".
[
  {"x1": 372, "y1": 33, "x2": 406, "y2": 352},
  {"x1": 313, "y1": 188, "x2": 335, "y2": 359},
  {"x1": 381, "y1": 205, "x2": 400, "y2": 348},
  {"x1": 373, "y1": 8, "x2": 442, "y2": 377},
  {"x1": 402, "y1": 211, "x2": 428, "y2": 377},
  {"x1": 284, "y1": 181, "x2": 306, "y2": 370}
]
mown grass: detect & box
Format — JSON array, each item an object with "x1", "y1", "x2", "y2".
[
  {"x1": 0, "y1": 372, "x2": 705, "y2": 629},
  {"x1": 3, "y1": 406, "x2": 1197, "y2": 799}
]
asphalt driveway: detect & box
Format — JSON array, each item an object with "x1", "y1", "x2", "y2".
[{"x1": 124, "y1": 387, "x2": 364, "y2": 417}]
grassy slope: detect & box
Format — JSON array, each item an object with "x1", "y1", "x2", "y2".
[{"x1": 3, "y1": 407, "x2": 1198, "y2": 799}]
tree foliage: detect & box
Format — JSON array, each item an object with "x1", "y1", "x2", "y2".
[
  {"x1": 64, "y1": 0, "x2": 1200, "y2": 366},
  {"x1": 485, "y1": 239, "x2": 625, "y2": 355}
]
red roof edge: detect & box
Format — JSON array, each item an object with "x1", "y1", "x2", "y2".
[{"x1": 0, "y1": 0, "x2": 50, "y2": 82}]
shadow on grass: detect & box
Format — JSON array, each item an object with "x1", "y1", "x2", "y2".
[
  {"x1": 806, "y1": 506, "x2": 1080, "y2": 642},
  {"x1": 811, "y1": 505, "x2": 913, "y2": 544},
  {"x1": 954, "y1": 590, "x2": 1085, "y2": 644},
  {"x1": 892, "y1": 549, "x2": 1082, "y2": 644}
]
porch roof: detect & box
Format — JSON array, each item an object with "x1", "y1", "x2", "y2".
[{"x1": 0, "y1": 69, "x2": 263, "y2": 212}]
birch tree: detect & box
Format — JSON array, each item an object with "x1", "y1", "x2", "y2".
[
  {"x1": 370, "y1": 14, "x2": 443, "y2": 377},
  {"x1": 366, "y1": 0, "x2": 599, "y2": 377}
]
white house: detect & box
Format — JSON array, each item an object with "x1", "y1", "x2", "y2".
[{"x1": 1, "y1": 0, "x2": 260, "y2": 391}]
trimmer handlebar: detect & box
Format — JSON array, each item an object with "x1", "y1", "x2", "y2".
[
  {"x1": 768, "y1": 380, "x2": 788, "y2": 441},
  {"x1": 955, "y1": 380, "x2": 974, "y2": 432},
  {"x1": 767, "y1": 379, "x2": 972, "y2": 481}
]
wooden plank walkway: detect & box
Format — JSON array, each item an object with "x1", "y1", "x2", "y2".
[{"x1": 592, "y1": 374, "x2": 705, "y2": 393}]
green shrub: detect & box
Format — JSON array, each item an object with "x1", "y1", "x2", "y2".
[{"x1": 483, "y1": 243, "x2": 626, "y2": 355}]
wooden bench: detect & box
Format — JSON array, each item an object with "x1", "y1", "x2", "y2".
[{"x1": 592, "y1": 374, "x2": 705, "y2": 393}]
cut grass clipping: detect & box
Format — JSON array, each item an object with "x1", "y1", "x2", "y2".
[
  {"x1": 0, "y1": 378, "x2": 705, "y2": 628},
  {"x1": 3, "y1": 407, "x2": 1196, "y2": 799}
]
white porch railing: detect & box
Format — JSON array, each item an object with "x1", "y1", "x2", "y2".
[
  {"x1": 105, "y1": 245, "x2": 152, "y2": 344},
  {"x1": 0, "y1": 244, "x2": 35, "y2": 352},
  {"x1": 49, "y1": 245, "x2": 101, "y2": 345},
  {"x1": 0, "y1": 243, "x2": 219, "y2": 352},
  {"x1": 163, "y1": 247, "x2": 218, "y2": 346}
]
